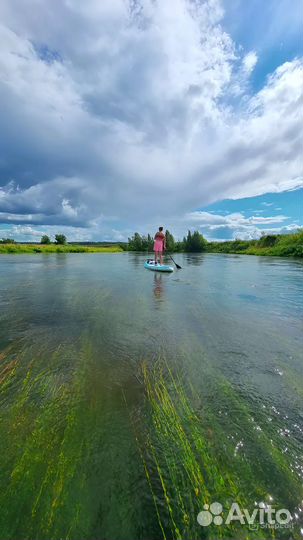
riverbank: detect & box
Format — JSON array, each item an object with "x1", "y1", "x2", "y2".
[
  {"x1": 1, "y1": 230, "x2": 302, "y2": 257},
  {"x1": 0, "y1": 244, "x2": 124, "y2": 254},
  {"x1": 127, "y1": 230, "x2": 303, "y2": 258},
  {"x1": 207, "y1": 229, "x2": 303, "y2": 257}
]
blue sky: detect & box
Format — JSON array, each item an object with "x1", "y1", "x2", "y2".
[
  {"x1": 198, "y1": 187, "x2": 303, "y2": 240},
  {"x1": 222, "y1": 0, "x2": 303, "y2": 91},
  {"x1": 0, "y1": 0, "x2": 302, "y2": 242},
  {"x1": 204, "y1": 188, "x2": 303, "y2": 221}
]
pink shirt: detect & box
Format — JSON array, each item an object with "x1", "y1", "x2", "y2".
[{"x1": 154, "y1": 233, "x2": 165, "y2": 252}]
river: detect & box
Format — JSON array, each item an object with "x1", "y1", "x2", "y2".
[{"x1": 0, "y1": 253, "x2": 302, "y2": 539}]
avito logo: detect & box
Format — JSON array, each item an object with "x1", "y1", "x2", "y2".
[{"x1": 197, "y1": 501, "x2": 292, "y2": 531}]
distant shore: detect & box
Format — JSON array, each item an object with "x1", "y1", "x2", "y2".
[
  {"x1": 205, "y1": 231, "x2": 303, "y2": 257},
  {"x1": 126, "y1": 229, "x2": 303, "y2": 258},
  {"x1": 1, "y1": 229, "x2": 302, "y2": 257},
  {"x1": 0, "y1": 244, "x2": 124, "y2": 254}
]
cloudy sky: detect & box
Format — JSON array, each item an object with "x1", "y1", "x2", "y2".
[{"x1": 0, "y1": 0, "x2": 302, "y2": 242}]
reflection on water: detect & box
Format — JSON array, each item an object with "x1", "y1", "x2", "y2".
[
  {"x1": 153, "y1": 272, "x2": 164, "y2": 303},
  {"x1": 0, "y1": 252, "x2": 302, "y2": 540}
]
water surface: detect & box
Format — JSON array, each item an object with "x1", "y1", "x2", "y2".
[{"x1": 0, "y1": 253, "x2": 302, "y2": 539}]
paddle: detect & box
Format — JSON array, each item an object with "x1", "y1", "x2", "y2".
[{"x1": 168, "y1": 253, "x2": 182, "y2": 269}]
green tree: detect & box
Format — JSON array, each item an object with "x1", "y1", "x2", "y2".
[
  {"x1": 184, "y1": 230, "x2": 207, "y2": 252},
  {"x1": 41, "y1": 235, "x2": 51, "y2": 244},
  {"x1": 258, "y1": 234, "x2": 278, "y2": 247},
  {"x1": 141, "y1": 235, "x2": 149, "y2": 251},
  {"x1": 0, "y1": 238, "x2": 16, "y2": 244},
  {"x1": 165, "y1": 230, "x2": 175, "y2": 252},
  {"x1": 55, "y1": 234, "x2": 67, "y2": 245},
  {"x1": 147, "y1": 234, "x2": 154, "y2": 251},
  {"x1": 128, "y1": 232, "x2": 143, "y2": 251},
  {"x1": 185, "y1": 230, "x2": 192, "y2": 251},
  {"x1": 174, "y1": 240, "x2": 184, "y2": 252}
]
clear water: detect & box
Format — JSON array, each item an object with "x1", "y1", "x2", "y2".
[{"x1": 0, "y1": 253, "x2": 302, "y2": 539}]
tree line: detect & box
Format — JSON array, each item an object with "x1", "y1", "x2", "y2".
[
  {"x1": 127, "y1": 230, "x2": 207, "y2": 252},
  {"x1": 2, "y1": 229, "x2": 301, "y2": 257}
]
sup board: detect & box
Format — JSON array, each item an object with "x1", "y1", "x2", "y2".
[{"x1": 144, "y1": 260, "x2": 174, "y2": 272}]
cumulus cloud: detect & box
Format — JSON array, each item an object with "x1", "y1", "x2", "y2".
[
  {"x1": 0, "y1": 223, "x2": 94, "y2": 242},
  {"x1": 185, "y1": 210, "x2": 288, "y2": 227},
  {"x1": 180, "y1": 210, "x2": 298, "y2": 241},
  {"x1": 0, "y1": 0, "x2": 302, "y2": 239}
]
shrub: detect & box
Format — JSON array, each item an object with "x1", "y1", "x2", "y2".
[
  {"x1": 41, "y1": 235, "x2": 51, "y2": 244},
  {"x1": 0, "y1": 238, "x2": 16, "y2": 244},
  {"x1": 258, "y1": 235, "x2": 278, "y2": 247},
  {"x1": 55, "y1": 234, "x2": 67, "y2": 245}
]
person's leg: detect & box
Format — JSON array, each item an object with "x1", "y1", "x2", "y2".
[
  {"x1": 160, "y1": 250, "x2": 163, "y2": 264},
  {"x1": 154, "y1": 250, "x2": 158, "y2": 263}
]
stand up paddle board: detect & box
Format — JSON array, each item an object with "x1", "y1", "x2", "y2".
[{"x1": 144, "y1": 260, "x2": 174, "y2": 272}]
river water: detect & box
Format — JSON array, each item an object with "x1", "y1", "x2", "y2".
[{"x1": 0, "y1": 253, "x2": 302, "y2": 539}]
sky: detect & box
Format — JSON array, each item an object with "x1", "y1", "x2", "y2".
[{"x1": 0, "y1": 0, "x2": 302, "y2": 242}]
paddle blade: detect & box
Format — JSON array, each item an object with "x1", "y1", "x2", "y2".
[{"x1": 169, "y1": 255, "x2": 182, "y2": 269}]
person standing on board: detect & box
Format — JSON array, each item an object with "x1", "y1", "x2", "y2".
[{"x1": 154, "y1": 227, "x2": 166, "y2": 265}]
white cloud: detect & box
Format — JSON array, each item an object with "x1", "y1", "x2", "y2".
[
  {"x1": 231, "y1": 223, "x2": 301, "y2": 241},
  {"x1": 0, "y1": 224, "x2": 95, "y2": 242},
  {"x1": 178, "y1": 209, "x2": 297, "y2": 241},
  {"x1": 61, "y1": 199, "x2": 79, "y2": 218},
  {"x1": 242, "y1": 51, "x2": 258, "y2": 73},
  {"x1": 185, "y1": 210, "x2": 288, "y2": 228},
  {"x1": 1, "y1": 209, "x2": 300, "y2": 243},
  {"x1": 0, "y1": 0, "x2": 302, "y2": 239},
  {"x1": 7, "y1": 225, "x2": 44, "y2": 237}
]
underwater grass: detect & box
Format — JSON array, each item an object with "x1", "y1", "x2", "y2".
[
  {"x1": 0, "y1": 332, "x2": 143, "y2": 540},
  {"x1": 137, "y1": 359, "x2": 303, "y2": 540},
  {"x1": 1, "y1": 257, "x2": 302, "y2": 540},
  {"x1": 135, "y1": 361, "x2": 242, "y2": 539},
  {"x1": 0, "y1": 341, "x2": 93, "y2": 540}
]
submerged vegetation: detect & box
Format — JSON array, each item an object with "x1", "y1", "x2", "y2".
[
  {"x1": 2, "y1": 339, "x2": 302, "y2": 539},
  {"x1": 136, "y1": 360, "x2": 303, "y2": 539},
  {"x1": 0, "y1": 254, "x2": 302, "y2": 539},
  {"x1": 0, "y1": 328, "x2": 145, "y2": 539}
]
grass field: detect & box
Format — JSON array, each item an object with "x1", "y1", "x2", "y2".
[{"x1": 0, "y1": 244, "x2": 124, "y2": 254}]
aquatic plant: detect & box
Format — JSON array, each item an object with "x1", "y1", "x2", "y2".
[
  {"x1": 0, "y1": 323, "x2": 147, "y2": 540},
  {"x1": 137, "y1": 359, "x2": 303, "y2": 539}
]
